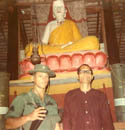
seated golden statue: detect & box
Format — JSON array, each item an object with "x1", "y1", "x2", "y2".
[{"x1": 25, "y1": 0, "x2": 99, "y2": 57}]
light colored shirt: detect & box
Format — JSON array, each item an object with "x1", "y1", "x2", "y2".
[{"x1": 6, "y1": 89, "x2": 61, "y2": 130}]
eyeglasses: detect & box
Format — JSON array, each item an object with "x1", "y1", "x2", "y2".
[{"x1": 79, "y1": 70, "x2": 92, "y2": 74}]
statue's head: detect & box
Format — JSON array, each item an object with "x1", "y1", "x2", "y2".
[{"x1": 53, "y1": 0, "x2": 67, "y2": 21}]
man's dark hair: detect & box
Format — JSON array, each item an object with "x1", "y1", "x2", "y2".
[{"x1": 77, "y1": 64, "x2": 93, "y2": 75}]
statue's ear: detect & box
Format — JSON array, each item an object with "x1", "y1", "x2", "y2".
[{"x1": 53, "y1": 13, "x2": 56, "y2": 18}]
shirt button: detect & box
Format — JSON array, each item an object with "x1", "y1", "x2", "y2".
[
  {"x1": 86, "y1": 121, "x2": 90, "y2": 124},
  {"x1": 85, "y1": 110, "x2": 88, "y2": 114},
  {"x1": 84, "y1": 100, "x2": 87, "y2": 103}
]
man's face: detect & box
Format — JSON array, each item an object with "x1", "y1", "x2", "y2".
[
  {"x1": 78, "y1": 66, "x2": 93, "y2": 84},
  {"x1": 34, "y1": 72, "x2": 49, "y2": 89},
  {"x1": 53, "y1": 1, "x2": 66, "y2": 19}
]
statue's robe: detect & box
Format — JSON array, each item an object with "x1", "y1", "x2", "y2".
[
  {"x1": 25, "y1": 20, "x2": 100, "y2": 57},
  {"x1": 49, "y1": 20, "x2": 82, "y2": 45}
]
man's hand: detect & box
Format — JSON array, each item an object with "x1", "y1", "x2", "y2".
[
  {"x1": 28, "y1": 107, "x2": 47, "y2": 121},
  {"x1": 5, "y1": 107, "x2": 47, "y2": 129}
]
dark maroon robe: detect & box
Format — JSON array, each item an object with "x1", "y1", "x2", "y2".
[{"x1": 63, "y1": 88, "x2": 114, "y2": 130}]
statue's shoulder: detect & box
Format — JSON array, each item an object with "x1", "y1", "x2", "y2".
[{"x1": 47, "y1": 20, "x2": 57, "y2": 26}]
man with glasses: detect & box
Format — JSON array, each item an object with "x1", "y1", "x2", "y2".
[{"x1": 63, "y1": 64, "x2": 114, "y2": 130}]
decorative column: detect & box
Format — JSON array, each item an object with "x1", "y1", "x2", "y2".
[
  {"x1": 7, "y1": 5, "x2": 19, "y2": 80},
  {"x1": 102, "y1": 0, "x2": 120, "y2": 64},
  {"x1": 0, "y1": 72, "x2": 10, "y2": 130}
]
